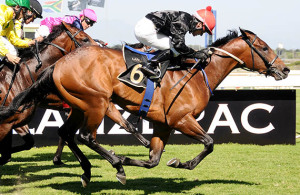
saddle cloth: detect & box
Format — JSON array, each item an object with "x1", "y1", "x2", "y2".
[{"x1": 118, "y1": 44, "x2": 196, "y2": 88}]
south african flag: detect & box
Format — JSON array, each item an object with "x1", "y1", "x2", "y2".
[{"x1": 42, "y1": 0, "x2": 63, "y2": 13}]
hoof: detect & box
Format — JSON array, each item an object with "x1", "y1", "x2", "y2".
[
  {"x1": 144, "y1": 141, "x2": 151, "y2": 148},
  {"x1": 53, "y1": 158, "x2": 64, "y2": 166},
  {"x1": 116, "y1": 173, "x2": 126, "y2": 185},
  {"x1": 108, "y1": 150, "x2": 115, "y2": 155},
  {"x1": 0, "y1": 158, "x2": 11, "y2": 166},
  {"x1": 167, "y1": 158, "x2": 180, "y2": 168},
  {"x1": 81, "y1": 174, "x2": 90, "y2": 188}
]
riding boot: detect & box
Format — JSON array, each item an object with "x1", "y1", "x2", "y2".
[{"x1": 140, "y1": 49, "x2": 171, "y2": 77}]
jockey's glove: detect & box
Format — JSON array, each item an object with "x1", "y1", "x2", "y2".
[{"x1": 193, "y1": 48, "x2": 212, "y2": 62}]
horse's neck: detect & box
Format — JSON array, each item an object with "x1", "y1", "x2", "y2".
[
  {"x1": 26, "y1": 35, "x2": 72, "y2": 78},
  {"x1": 204, "y1": 46, "x2": 243, "y2": 91},
  {"x1": 24, "y1": 48, "x2": 62, "y2": 79}
]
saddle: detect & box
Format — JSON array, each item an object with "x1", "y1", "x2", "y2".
[{"x1": 118, "y1": 44, "x2": 196, "y2": 88}]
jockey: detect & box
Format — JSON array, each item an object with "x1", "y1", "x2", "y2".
[
  {"x1": 134, "y1": 6, "x2": 216, "y2": 78},
  {"x1": 4, "y1": 0, "x2": 43, "y2": 52},
  {"x1": 35, "y1": 8, "x2": 97, "y2": 37},
  {"x1": 34, "y1": 8, "x2": 97, "y2": 110},
  {"x1": 0, "y1": 0, "x2": 40, "y2": 65}
]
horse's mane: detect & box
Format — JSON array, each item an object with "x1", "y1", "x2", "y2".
[
  {"x1": 208, "y1": 30, "x2": 239, "y2": 47},
  {"x1": 19, "y1": 23, "x2": 72, "y2": 61}
]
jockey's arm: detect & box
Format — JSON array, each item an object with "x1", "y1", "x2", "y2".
[
  {"x1": 5, "y1": 23, "x2": 32, "y2": 48},
  {"x1": 0, "y1": 5, "x2": 14, "y2": 57}
]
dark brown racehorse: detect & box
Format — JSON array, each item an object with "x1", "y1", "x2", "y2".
[{"x1": 0, "y1": 29, "x2": 290, "y2": 186}]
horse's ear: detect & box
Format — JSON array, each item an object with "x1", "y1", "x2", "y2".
[
  {"x1": 61, "y1": 21, "x2": 69, "y2": 31},
  {"x1": 239, "y1": 27, "x2": 248, "y2": 38}
]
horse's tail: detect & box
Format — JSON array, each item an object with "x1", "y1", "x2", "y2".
[{"x1": 0, "y1": 66, "x2": 56, "y2": 122}]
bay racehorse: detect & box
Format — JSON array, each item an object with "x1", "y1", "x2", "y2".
[
  {"x1": 0, "y1": 22, "x2": 149, "y2": 165},
  {"x1": 0, "y1": 28, "x2": 290, "y2": 186}
]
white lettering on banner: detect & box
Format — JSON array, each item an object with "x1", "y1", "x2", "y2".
[
  {"x1": 12, "y1": 128, "x2": 35, "y2": 135},
  {"x1": 32, "y1": 104, "x2": 274, "y2": 136},
  {"x1": 97, "y1": 121, "x2": 104, "y2": 134},
  {"x1": 35, "y1": 110, "x2": 64, "y2": 134},
  {"x1": 241, "y1": 103, "x2": 275, "y2": 134},
  {"x1": 207, "y1": 104, "x2": 240, "y2": 134},
  {"x1": 143, "y1": 119, "x2": 153, "y2": 134}
]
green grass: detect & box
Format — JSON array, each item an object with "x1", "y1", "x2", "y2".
[
  {"x1": 0, "y1": 143, "x2": 299, "y2": 195},
  {"x1": 0, "y1": 90, "x2": 299, "y2": 194}
]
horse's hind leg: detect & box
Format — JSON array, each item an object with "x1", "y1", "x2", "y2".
[
  {"x1": 106, "y1": 102, "x2": 150, "y2": 148},
  {"x1": 11, "y1": 125, "x2": 34, "y2": 153},
  {"x1": 167, "y1": 114, "x2": 213, "y2": 170},
  {"x1": 53, "y1": 102, "x2": 151, "y2": 166},
  {"x1": 76, "y1": 105, "x2": 127, "y2": 185},
  {"x1": 57, "y1": 109, "x2": 92, "y2": 187},
  {"x1": 0, "y1": 130, "x2": 12, "y2": 165},
  {"x1": 53, "y1": 109, "x2": 71, "y2": 166},
  {"x1": 52, "y1": 136, "x2": 65, "y2": 165},
  {"x1": 118, "y1": 123, "x2": 172, "y2": 168}
]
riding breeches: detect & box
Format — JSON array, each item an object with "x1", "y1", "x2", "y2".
[
  {"x1": 0, "y1": 37, "x2": 18, "y2": 61},
  {"x1": 134, "y1": 17, "x2": 179, "y2": 55}
]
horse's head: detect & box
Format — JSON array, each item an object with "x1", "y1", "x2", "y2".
[
  {"x1": 239, "y1": 28, "x2": 290, "y2": 80},
  {"x1": 60, "y1": 21, "x2": 97, "y2": 48}
]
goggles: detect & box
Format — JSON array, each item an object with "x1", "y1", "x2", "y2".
[{"x1": 84, "y1": 17, "x2": 95, "y2": 26}]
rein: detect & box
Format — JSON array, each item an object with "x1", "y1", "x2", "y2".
[
  {"x1": 209, "y1": 47, "x2": 244, "y2": 64},
  {"x1": 1, "y1": 63, "x2": 18, "y2": 106},
  {"x1": 44, "y1": 41, "x2": 68, "y2": 54}
]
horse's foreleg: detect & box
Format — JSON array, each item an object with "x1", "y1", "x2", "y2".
[
  {"x1": 118, "y1": 123, "x2": 171, "y2": 168},
  {"x1": 11, "y1": 125, "x2": 34, "y2": 153},
  {"x1": 106, "y1": 102, "x2": 150, "y2": 148},
  {"x1": 167, "y1": 114, "x2": 213, "y2": 170},
  {"x1": 57, "y1": 109, "x2": 91, "y2": 187}
]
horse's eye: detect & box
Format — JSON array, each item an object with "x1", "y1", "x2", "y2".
[
  {"x1": 262, "y1": 47, "x2": 268, "y2": 51},
  {"x1": 83, "y1": 38, "x2": 89, "y2": 42}
]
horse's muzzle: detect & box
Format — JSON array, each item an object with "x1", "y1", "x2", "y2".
[{"x1": 269, "y1": 66, "x2": 290, "y2": 80}]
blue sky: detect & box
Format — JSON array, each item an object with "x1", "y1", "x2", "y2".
[{"x1": 1, "y1": 0, "x2": 300, "y2": 49}]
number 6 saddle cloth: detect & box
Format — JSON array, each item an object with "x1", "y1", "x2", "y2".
[{"x1": 118, "y1": 44, "x2": 197, "y2": 89}]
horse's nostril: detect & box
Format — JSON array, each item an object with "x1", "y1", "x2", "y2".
[{"x1": 283, "y1": 67, "x2": 290, "y2": 74}]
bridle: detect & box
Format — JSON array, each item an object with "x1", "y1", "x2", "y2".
[
  {"x1": 62, "y1": 22, "x2": 82, "y2": 48},
  {"x1": 241, "y1": 33, "x2": 278, "y2": 75},
  {"x1": 35, "y1": 23, "x2": 83, "y2": 72},
  {"x1": 209, "y1": 32, "x2": 280, "y2": 76}
]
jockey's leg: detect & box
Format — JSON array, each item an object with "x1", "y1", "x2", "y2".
[{"x1": 140, "y1": 49, "x2": 171, "y2": 77}]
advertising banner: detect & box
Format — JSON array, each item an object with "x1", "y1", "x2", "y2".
[{"x1": 12, "y1": 90, "x2": 296, "y2": 146}]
